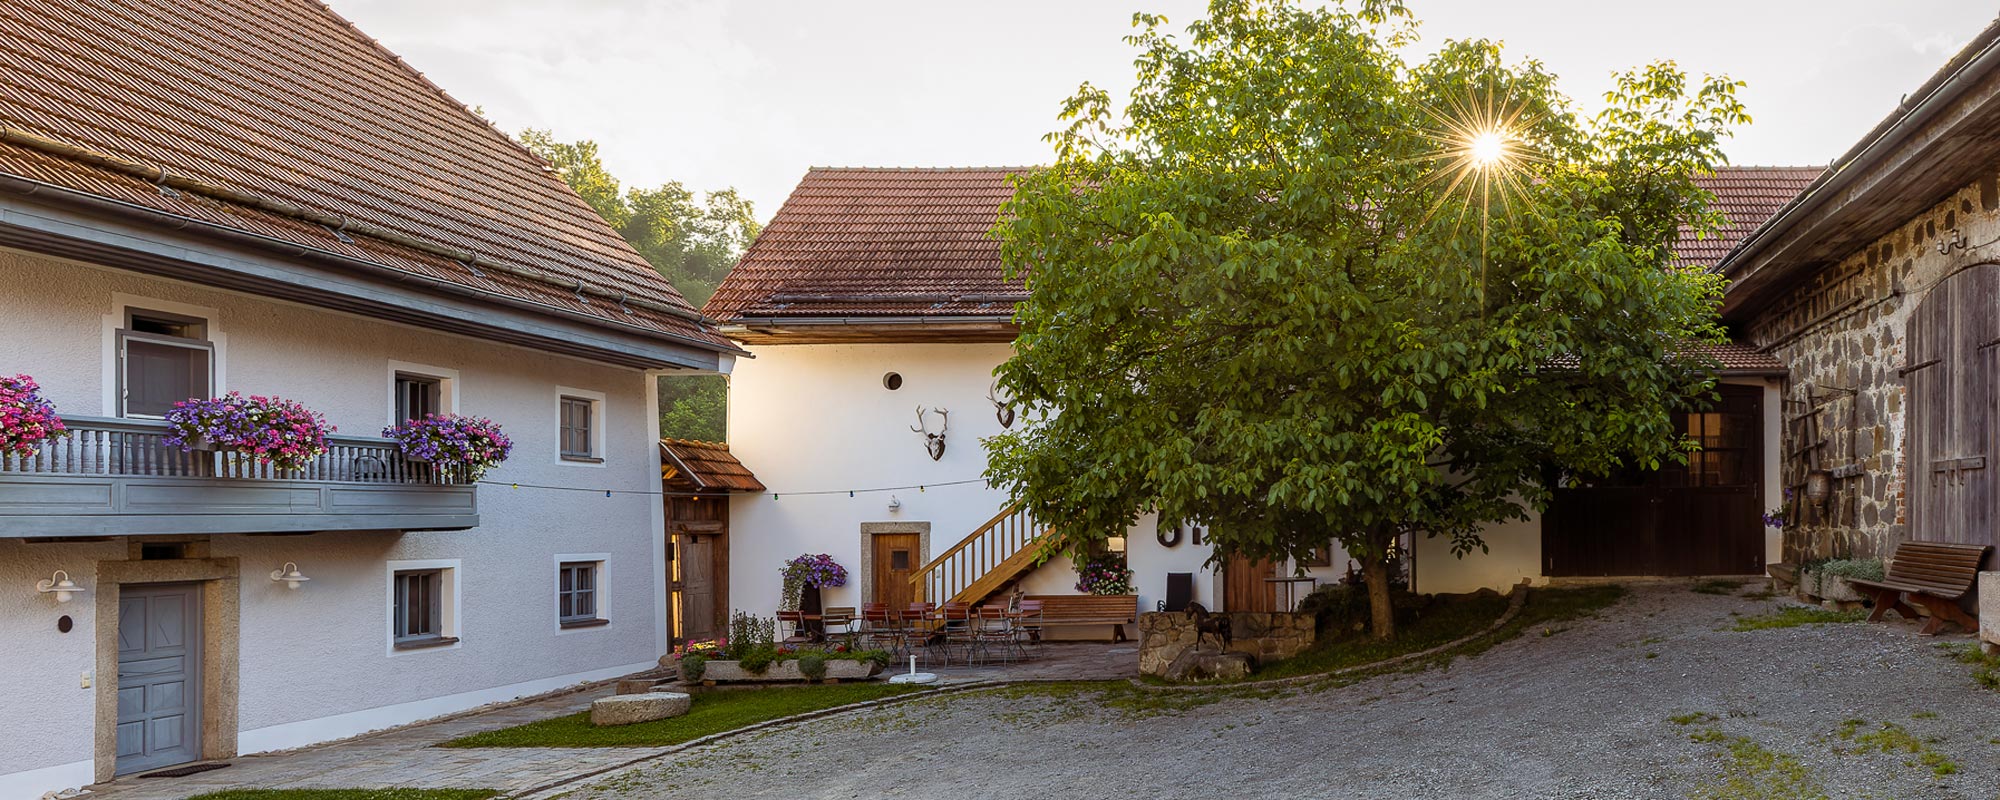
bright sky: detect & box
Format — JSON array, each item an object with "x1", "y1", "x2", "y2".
[{"x1": 332, "y1": 0, "x2": 1997, "y2": 221}]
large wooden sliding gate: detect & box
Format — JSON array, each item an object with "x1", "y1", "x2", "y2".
[{"x1": 1543, "y1": 383, "x2": 1765, "y2": 576}]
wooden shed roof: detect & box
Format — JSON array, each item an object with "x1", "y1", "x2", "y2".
[{"x1": 660, "y1": 439, "x2": 765, "y2": 493}]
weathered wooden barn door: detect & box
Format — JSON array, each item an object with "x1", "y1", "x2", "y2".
[
  {"x1": 666, "y1": 496, "x2": 728, "y2": 643},
  {"x1": 1906, "y1": 264, "x2": 1999, "y2": 568}
]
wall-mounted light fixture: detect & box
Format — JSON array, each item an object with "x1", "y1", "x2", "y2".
[
  {"x1": 887, "y1": 495, "x2": 902, "y2": 512},
  {"x1": 36, "y1": 570, "x2": 86, "y2": 603},
  {"x1": 269, "y1": 562, "x2": 311, "y2": 590},
  {"x1": 1106, "y1": 536, "x2": 1127, "y2": 553}
]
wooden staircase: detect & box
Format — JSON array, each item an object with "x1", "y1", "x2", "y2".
[{"x1": 909, "y1": 503, "x2": 1052, "y2": 606}]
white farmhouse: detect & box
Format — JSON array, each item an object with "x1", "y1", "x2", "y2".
[
  {"x1": 708, "y1": 167, "x2": 1799, "y2": 628},
  {"x1": 0, "y1": 1, "x2": 735, "y2": 796}
]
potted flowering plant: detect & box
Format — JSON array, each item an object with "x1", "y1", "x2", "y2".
[
  {"x1": 382, "y1": 413, "x2": 512, "y2": 481},
  {"x1": 163, "y1": 392, "x2": 333, "y2": 472},
  {"x1": 1074, "y1": 551, "x2": 1134, "y2": 595},
  {"x1": 780, "y1": 554, "x2": 848, "y2": 634},
  {"x1": 0, "y1": 374, "x2": 69, "y2": 458}
]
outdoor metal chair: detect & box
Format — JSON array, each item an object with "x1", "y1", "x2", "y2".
[
  {"x1": 776, "y1": 609, "x2": 813, "y2": 648},
  {"x1": 974, "y1": 603, "x2": 1022, "y2": 664},
  {"x1": 821, "y1": 606, "x2": 857, "y2": 640},
  {"x1": 938, "y1": 603, "x2": 975, "y2": 666},
  {"x1": 859, "y1": 603, "x2": 900, "y2": 653},
  {"x1": 1015, "y1": 599, "x2": 1046, "y2": 657}
]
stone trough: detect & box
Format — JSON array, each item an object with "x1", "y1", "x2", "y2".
[
  {"x1": 591, "y1": 692, "x2": 691, "y2": 726},
  {"x1": 700, "y1": 658, "x2": 882, "y2": 683}
]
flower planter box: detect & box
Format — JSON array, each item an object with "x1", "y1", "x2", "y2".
[{"x1": 699, "y1": 658, "x2": 882, "y2": 683}]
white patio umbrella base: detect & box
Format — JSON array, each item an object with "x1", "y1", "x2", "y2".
[{"x1": 889, "y1": 672, "x2": 938, "y2": 684}]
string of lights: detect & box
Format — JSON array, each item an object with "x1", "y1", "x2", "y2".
[{"x1": 475, "y1": 477, "x2": 988, "y2": 499}]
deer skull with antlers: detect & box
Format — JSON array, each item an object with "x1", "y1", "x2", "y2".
[
  {"x1": 987, "y1": 380, "x2": 1015, "y2": 429},
  {"x1": 910, "y1": 406, "x2": 949, "y2": 461}
]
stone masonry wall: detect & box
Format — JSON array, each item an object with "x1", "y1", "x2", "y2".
[
  {"x1": 1136, "y1": 611, "x2": 1316, "y2": 677},
  {"x1": 1743, "y1": 169, "x2": 2000, "y2": 563}
]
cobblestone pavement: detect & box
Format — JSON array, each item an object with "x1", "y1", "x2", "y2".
[
  {"x1": 557, "y1": 583, "x2": 2000, "y2": 800},
  {"x1": 79, "y1": 685, "x2": 657, "y2": 800},
  {"x1": 78, "y1": 643, "x2": 1134, "y2": 800}
]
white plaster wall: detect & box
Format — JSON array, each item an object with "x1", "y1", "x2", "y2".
[
  {"x1": 726, "y1": 344, "x2": 1230, "y2": 620},
  {"x1": 1413, "y1": 510, "x2": 1545, "y2": 595},
  {"x1": 0, "y1": 248, "x2": 665, "y2": 794}
]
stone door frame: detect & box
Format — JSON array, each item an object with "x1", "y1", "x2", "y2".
[
  {"x1": 93, "y1": 555, "x2": 240, "y2": 781},
  {"x1": 858, "y1": 521, "x2": 929, "y2": 606}
]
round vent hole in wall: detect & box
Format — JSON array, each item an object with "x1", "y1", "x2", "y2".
[{"x1": 883, "y1": 372, "x2": 903, "y2": 390}]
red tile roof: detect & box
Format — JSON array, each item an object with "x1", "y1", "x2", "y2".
[
  {"x1": 712, "y1": 165, "x2": 1822, "y2": 325},
  {"x1": 1689, "y1": 342, "x2": 1785, "y2": 374},
  {"x1": 1677, "y1": 166, "x2": 1823, "y2": 269},
  {"x1": 660, "y1": 439, "x2": 765, "y2": 493},
  {"x1": 704, "y1": 167, "x2": 1027, "y2": 322},
  {"x1": 0, "y1": 0, "x2": 729, "y2": 350}
]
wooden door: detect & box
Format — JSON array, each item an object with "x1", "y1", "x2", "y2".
[
  {"x1": 1908, "y1": 264, "x2": 1999, "y2": 567},
  {"x1": 677, "y1": 533, "x2": 719, "y2": 641},
  {"x1": 665, "y1": 495, "x2": 728, "y2": 644},
  {"x1": 1223, "y1": 555, "x2": 1277, "y2": 612},
  {"x1": 872, "y1": 533, "x2": 921, "y2": 608},
  {"x1": 117, "y1": 583, "x2": 202, "y2": 775}
]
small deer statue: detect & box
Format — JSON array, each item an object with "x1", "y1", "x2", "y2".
[
  {"x1": 987, "y1": 379, "x2": 1015, "y2": 429},
  {"x1": 911, "y1": 406, "x2": 949, "y2": 461}
]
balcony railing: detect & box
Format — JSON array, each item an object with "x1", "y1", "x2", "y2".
[
  {"x1": 0, "y1": 416, "x2": 458, "y2": 484},
  {"x1": 0, "y1": 416, "x2": 478, "y2": 537}
]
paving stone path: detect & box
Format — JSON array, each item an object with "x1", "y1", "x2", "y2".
[
  {"x1": 559, "y1": 583, "x2": 2000, "y2": 800},
  {"x1": 79, "y1": 642, "x2": 1133, "y2": 799}
]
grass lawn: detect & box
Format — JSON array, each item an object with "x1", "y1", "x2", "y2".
[
  {"x1": 1233, "y1": 584, "x2": 1628, "y2": 682},
  {"x1": 440, "y1": 683, "x2": 928, "y2": 748},
  {"x1": 1730, "y1": 606, "x2": 1867, "y2": 632},
  {"x1": 187, "y1": 792, "x2": 497, "y2": 800}
]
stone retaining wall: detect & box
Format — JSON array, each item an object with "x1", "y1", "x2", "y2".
[{"x1": 1136, "y1": 611, "x2": 1315, "y2": 677}]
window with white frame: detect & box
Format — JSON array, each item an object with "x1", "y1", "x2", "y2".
[
  {"x1": 119, "y1": 308, "x2": 214, "y2": 418},
  {"x1": 559, "y1": 395, "x2": 597, "y2": 460},
  {"x1": 558, "y1": 560, "x2": 605, "y2": 627},
  {"x1": 392, "y1": 567, "x2": 456, "y2": 648}
]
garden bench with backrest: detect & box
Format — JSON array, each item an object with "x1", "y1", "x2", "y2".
[
  {"x1": 1027, "y1": 594, "x2": 1137, "y2": 642},
  {"x1": 1846, "y1": 541, "x2": 1990, "y2": 635}
]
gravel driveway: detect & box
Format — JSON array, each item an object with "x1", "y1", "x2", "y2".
[{"x1": 562, "y1": 583, "x2": 2000, "y2": 799}]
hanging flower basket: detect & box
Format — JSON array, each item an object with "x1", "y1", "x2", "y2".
[
  {"x1": 780, "y1": 553, "x2": 848, "y2": 610},
  {"x1": 163, "y1": 393, "x2": 333, "y2": 472},
  {"x1": 382, "y1": 414, "x2": 512, "y2": 481},
  {"x1": 0, "y1": 374, "x2": 70, "y2": 459}
]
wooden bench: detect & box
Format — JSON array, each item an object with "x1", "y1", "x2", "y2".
[
  {"x1": 1846, "y1": 541, "x2": 1990, "y2": 635},
  {"x1": 1027, "y1": 594, "x2": 1138, "y2": 642}
]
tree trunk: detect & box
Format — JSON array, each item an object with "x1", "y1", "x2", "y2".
[
  {"x1": 1362, "y1": 527, "x2": 1396, "y2": 640},
  {"x1": 1363, "y1": 551, "x2": 1395, "y2": 640}
]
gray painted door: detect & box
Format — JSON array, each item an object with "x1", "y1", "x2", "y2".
[{"x1": 116, "y1": 583, "x2": 202, "y2": 775}]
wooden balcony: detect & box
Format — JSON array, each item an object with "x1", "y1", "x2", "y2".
[{"x1": 0, "y1": 417, "x2": 478, "y2": 537}]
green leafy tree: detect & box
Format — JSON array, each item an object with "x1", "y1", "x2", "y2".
[
  {"x1": 987, "y1": 0, "x2": 1746, "y2": 638},
  {"x1": 519, "y1": 129, "x2": 760, "y2": 307},
  {"x1": 519, "y1": 130, "x2": 755, "y2": 442}
]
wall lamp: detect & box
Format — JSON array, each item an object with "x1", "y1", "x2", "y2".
[
  {"x1": 36, "y1": 570, "x2": 86, "y2": 603},
  {"x1": 270, "y1": 562, "x2": 312, "y2": 590}
]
